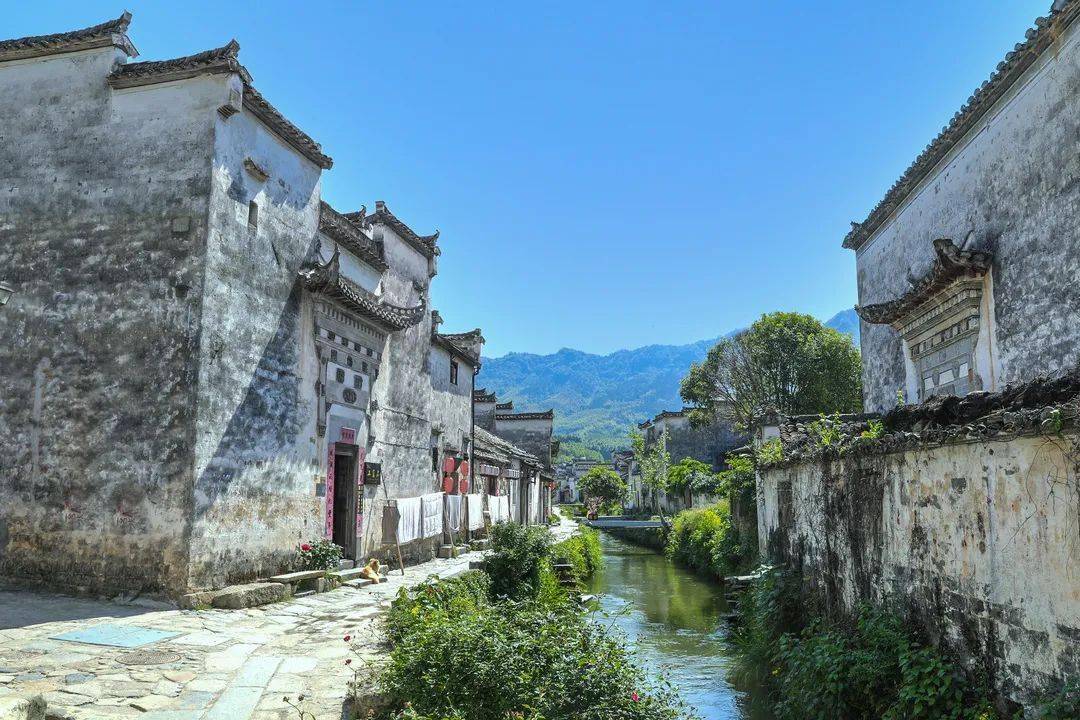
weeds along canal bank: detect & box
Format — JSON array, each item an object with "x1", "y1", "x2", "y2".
[
  {"x1": 349, "y1": 522, "x2": 694, "y2": 720},
  {"x1": 593, "y1": 511, "x2": 1080, "y2": 720}
]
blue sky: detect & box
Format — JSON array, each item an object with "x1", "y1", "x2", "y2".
[{"x1": 10, "y1": 2, "x2": 1049, "y2": 356}]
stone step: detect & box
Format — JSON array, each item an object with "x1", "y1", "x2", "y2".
[
  {"x1": 269, "y1": 570, "x2": 325, "y2": 584},
  {"x1": 338, "y1": 559, "x2": 356, "y2": 570},
  {"x1": 210, "y1": 582, "x2": 288, "y2": 609},
  {"x1": 331, "y1": 567, "x2": 369, "y2": 582}
]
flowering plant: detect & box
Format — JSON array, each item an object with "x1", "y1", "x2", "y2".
[{"x1": 298, "y1": 538, "x2": 342, "y2": 571}]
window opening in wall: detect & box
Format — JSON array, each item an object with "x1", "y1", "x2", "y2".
[
  {"x1": 450, "y1": 360, "x2": 459, "y2": 385},
  {"x1": 353, "y1": 375, "x2": 363, "y2": 390},
  {"x1": 346, "y1": 355, "x2": 353, "y2": 367},
  {"x1": 331, "y1": 349, "x2": 338, "y2": 362},
  {"x1": 431, "y1": 447, "x2": 439, "y2": 472},
  {"x1": 367, "y1": 348, "x2": 373, "y2": 357},
  {"x1": 327, "y1": 331, "x2": 335, "y2": 341},
  {"x1": 336, "y1": 368, "x2": 345, "y2": 383},
  {"x1": 247, "y1": 200, "x2": 258, "y2": 232},
  {"x1": 362, "y1": 362, "x2": 368, "y2": 373}
]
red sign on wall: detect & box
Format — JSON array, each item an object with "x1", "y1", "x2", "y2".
[{"x1": 325, "y1": 444, "x2": 336, "y2": 538}]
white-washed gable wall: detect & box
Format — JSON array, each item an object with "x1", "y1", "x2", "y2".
[
  {"x1": 857, "y1": 20, "x2": 1080, "y2": 411},
  {"x1": 0, "y1": 46, "x2": 217, "y2": 597},
  {"x1": 188, "y1": 81, "x2": 324, "y2": 589}
]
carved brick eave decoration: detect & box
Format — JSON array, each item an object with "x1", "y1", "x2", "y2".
[
  {"x1": 0, "y1": 11, "x2": 138, "y2": 62},
  {"x1": 855, "y1": 239, "x2": 993, "y2": 327},
  {"x1": 319, "y1": 202, "x2": 388, "y2": 272},
  {"x1": 299, "y1": 249, "x2": 424, "y2": 332},
  {"x1": 843, "y1": 0, "x2": 1080, "y2": 251},
  {"x1": 473, "y1": 388, "x2": 497, "y2": 403}
]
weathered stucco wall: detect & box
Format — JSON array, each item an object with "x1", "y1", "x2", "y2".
[
  {"x1": 758, "y1": 435, "x2": 1080, "y2": 706},
  {"x1": 857, "y1": 20, "x2": 1080, "y2": 411},
  {"x1": 187, "y1": 84, "x2": 325, "y2": 590},
  {"x1": 645, "y1": 414, "x2": 745, "y2": 471},
  {"x1": 0, "y1": 47, "x2": 217, "y2": 596},
  {"x1": 494, "y1": 417, "x2": 552, "y2": 468},
  {"x1": 361, "y1": 225, "x2": 469, "y2": 558}
]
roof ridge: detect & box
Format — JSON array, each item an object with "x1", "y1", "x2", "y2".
[
  {"x1": 844, "y1": 1, "x2": 1080, "y2": 251},
  {"x1": 362, "y1": 200, "x2": 441, "y2": 259},
  {"x1": 110, "y1": 39, "x2": 250, "y2": 85},
  {"x1": 0, "y1": 11, "x2": 137, "y2": 62}
]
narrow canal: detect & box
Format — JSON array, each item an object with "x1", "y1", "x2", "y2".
[{"x1": 586, "y1": 531, "x2": 766, "y2": 720}]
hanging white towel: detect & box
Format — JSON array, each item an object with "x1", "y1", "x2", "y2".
[
  {"x1": 466, "y1": 494, "x2": 484, "y2": 530},
  {"x1": 446, "y1": 495, "x2": 463, "y2": 533},
  {"x1": 421, "y1": 492, "x2": 444, "y2": 538},
  {"x1": 396, "y1": 496, "x2": 423, "y2": 544},
  {"x1": 490, "y1": 495, "x2": 510, "y2": 524}
]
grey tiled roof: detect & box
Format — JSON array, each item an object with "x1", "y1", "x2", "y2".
[
  {"x1": 319, "y1": 202, "x2": 388, "y2": 272},
  {"x1": 844, "y1": 1, "x2": 1080, "y2": 250},
  {"x1": 109, "y1": 41, "x2": 333, "y2": 169},
  {"x1": 433, "y1": 332, "x2": 481, "y2": 365},
  {"x1": 473, "y1": 427, "x2": 540, "y2": 464},
  {"x1": 299, "y1": 250, "x2": 425, "y2": 331},
  {"x1": 0, "y1": 11, "x2": 137, "y2": 61},
  {"x1": 350, "y1": 201, "x2": 440, "y2": 259}
]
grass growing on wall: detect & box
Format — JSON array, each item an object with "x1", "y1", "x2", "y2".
[
  {"x1": 374, "y1": 525, "x2": 688, "y2": 720},
  {"x1": 665, "y1": 501, "x2": 757, "y2": 580}
]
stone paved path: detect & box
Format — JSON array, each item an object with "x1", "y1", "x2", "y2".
[
  {"x1": 0, "y1": 550, "x2": 483, "y2": 720},
  {"x1": 0, "y1": 518, "x2": 579, "y2": 720}
]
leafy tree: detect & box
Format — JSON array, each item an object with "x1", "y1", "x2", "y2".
[
  {"x1": 681, "y1": 312, "x2": 862, "y2": 430},
  {"x1": 667, "y1": 458, "x2": 720, "y2": 496},
  {"x1": 578, "y1": 465, "x2": 628, "y2": 507},
  {"x1": 631, "y1": 428, "x2": 671, "y2": 493}
]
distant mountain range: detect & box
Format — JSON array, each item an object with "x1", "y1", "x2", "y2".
[{"x1": 478, "y1": 309, "x2": 859, "y2": 460}]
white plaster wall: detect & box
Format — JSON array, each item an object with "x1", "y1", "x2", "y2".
[
  {"x1": 188, "y1": 78, "x2": 325, "y2": 588},
  {"x1": 317, "y1": 233, "x2": 383, "y2": 290},
  {"x1": 0, "y1": 45, "x2": 218, "y2": 596},
  {"x1": 759, "y1": 436, "x2": 1080, "y2": 705},
  {"x1": 856, "y1": 20, "x2": 1080, "y2": 411}
]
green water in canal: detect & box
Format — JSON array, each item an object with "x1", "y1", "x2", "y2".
[{"x1": 586, "y1": 531, "x2": 766, "y2": 720}]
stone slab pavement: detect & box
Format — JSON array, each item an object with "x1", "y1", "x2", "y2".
[
  {"x1": 0, "y1": 548, "x2": 486, "y2": 720},
  {"x1": 0, "y1": 519, "x2": 581, "y2": 720}
]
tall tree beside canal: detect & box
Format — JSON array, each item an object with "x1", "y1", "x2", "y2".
[
  {"x1": 579, "y1": 465, "x2": 629, "y2": 510},
  {"x1": 681, "y1": 312, "x2": 862, "y2": 430}
]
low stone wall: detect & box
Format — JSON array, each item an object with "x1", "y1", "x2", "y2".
[{"x1": 758, "y1": 432, "x2": 1080, "y2": 707}]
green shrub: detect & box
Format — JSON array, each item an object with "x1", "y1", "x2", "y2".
[
  {"x1": 380, "y1": 580, "x2": 689, "y2": 720},
  {"x1": 485, "y1": 522, "x2": 553, "y2": 600},
  {"x1": 730, "y1": 571, "x2": 998, "y2": 720},
  {"x1": 667, "y1": 504, "x2": 726, "y2": 574},
  {"x1": 297, "y1": 538, "x2": 341, "y2": 571},
  {"x1": 1035, "y1": 680, "x2": 1080, "y2": 720},
  {"x1": 551, "y1": 528, "x2": 603, "y2": 584},
  {"x1": 665, "y1": 502, "x2": 752, "y2": 578}
]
